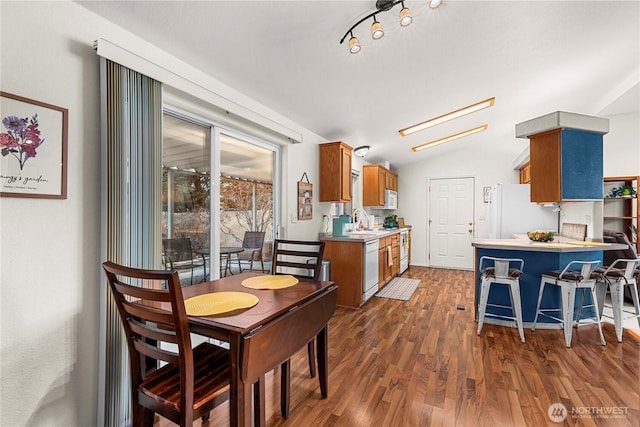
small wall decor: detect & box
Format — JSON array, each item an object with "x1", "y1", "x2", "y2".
[
  {"x1": 483, "y1": 186, "x2": 491, "y2": 203},
  {"x1": 297, "y1": 172, "x2": 313, "y2": 220},
  {"x1": 0, "y1": 92, "x2": 68, "y2": 199}
]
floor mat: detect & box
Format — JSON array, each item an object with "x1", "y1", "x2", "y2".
[{"x1": 375, "y1": 278, "x2": 421, "y2": 301}]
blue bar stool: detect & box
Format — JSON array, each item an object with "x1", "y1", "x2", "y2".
[
  {"x1": 532, "y1": 260, "x2": 605, "y2": 348},
  {"x1": 595, "y1": 258, "x2": 640, "y2": 342},
  {"x1": 477, "y1": 256, "x2": 525, "y2": 343}
]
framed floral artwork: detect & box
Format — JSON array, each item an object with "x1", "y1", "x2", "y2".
[{"x1": 0, "y1": 92, "x2": 68, "y2": 199}]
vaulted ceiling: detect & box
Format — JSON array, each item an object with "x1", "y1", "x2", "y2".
[{"x1": 77, "y1": 0, "x2": 639, "y2": 167}]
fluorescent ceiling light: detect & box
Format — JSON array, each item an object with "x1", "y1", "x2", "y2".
[
  {"x1": 399, "y1": 97, "x2": 495, "y2": 136},
  {"x1": 412, "y1": 125, "x2": 488, "y2": 152}
]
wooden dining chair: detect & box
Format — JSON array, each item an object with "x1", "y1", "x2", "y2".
[
  {"x1": 102, "y1": 261, "x2": 230, "y2": 427},
  {"x1": 271, "y1": 239, "x2": 326, "y2": 417}
]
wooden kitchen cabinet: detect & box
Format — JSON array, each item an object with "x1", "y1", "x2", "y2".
[
  {"x1": 319, "y1": 141, "x2": 352, "y2": 202},
  {"x1": 363, "y1": 164, "x2": 398, "y2": 207},
  {"x1": 528, "y1": 128, "x2": 603, "y2": 203},
  {"x1": 378, "y1": 234, "x2": 400, "y2": 287},
  {"x1": 391, "y1": 234, "x2": 399, "y2": 276},
  {"x1": 322, "y1": 239, "x2": 363, "y2": 308}
]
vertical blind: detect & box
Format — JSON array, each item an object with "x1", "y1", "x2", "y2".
[{"x1": 99, "y1": 58, "x2": 162, "y2": 427}]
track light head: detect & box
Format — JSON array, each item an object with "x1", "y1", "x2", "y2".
[
  {"x1": 371, "y1": 18, "x2": 384, "y2": 40},
  {"x1": 400, "y1": 6, "x2": 413, "y2": 27},
  {"x1": 349, "y1": 35, "x2": 361, "y2": 54}
]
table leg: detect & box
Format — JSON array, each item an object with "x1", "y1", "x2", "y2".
[
  {"x1": 317, "y1": 326, "x2": 329, "y2": 398},
  {"x1": 229, "y1": 334, "x2": 251, "y2": 427},
  {"x1": 280, "y1": 360, "x2": 290, "y2": 418},
  {"x1": 253, "y1": 375, "x2": 266, "y2": 427}
]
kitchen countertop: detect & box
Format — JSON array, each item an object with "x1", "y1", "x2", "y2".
[
  {"x1": 472, "y1": 236, "x2": 627, "y2": 253},
  {"x1": 319, "y1": 227, "x2": 410, "y2": 243}
]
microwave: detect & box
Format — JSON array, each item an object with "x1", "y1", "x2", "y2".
[{"x1": 384, "y1": 189, "x2": 397, "y2": 210}]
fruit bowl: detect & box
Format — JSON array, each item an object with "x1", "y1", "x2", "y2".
[{"x1": 527, "y1": 230, "x2": 555, "y2": 242}]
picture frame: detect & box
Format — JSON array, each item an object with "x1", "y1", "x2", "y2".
[
  {"x1": 297, "y1": 180, "x2": 313, "y2": 220},
  {"x1": 483, "y1": 186, "x2": 491, "y2": 203},
  {"x1": 0, "y1": 91, "x2": 68, "y2": 199}
]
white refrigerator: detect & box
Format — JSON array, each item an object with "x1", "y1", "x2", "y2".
[{"x1": 488, "y1": 184, "x2": 558, "y2": 239}]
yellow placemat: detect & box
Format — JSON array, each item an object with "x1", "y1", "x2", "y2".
[
  {"x1": 184, "y1": 292, "x2": 259, "y2": 316},
  {"x1": 241, "y1": 275, "x2": 299, "y2": 290}
]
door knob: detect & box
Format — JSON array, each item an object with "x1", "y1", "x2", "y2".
[{"x1": 468, "y1": 229, "x2": 473, "y2": 233}]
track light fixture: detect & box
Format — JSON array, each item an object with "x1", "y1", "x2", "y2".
[{"x1": 339, "y1": 0, "x2": 442, "y2": 53}]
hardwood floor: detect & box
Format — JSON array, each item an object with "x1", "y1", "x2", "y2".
[{"x1": 163, "y1": 267, "x2": 640, "y2": 426}]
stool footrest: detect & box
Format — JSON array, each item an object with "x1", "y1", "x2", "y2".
[{"x1": 482, "y1": 312, "x2": 518, "y2": 323}]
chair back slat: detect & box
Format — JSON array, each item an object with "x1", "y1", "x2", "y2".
[
  {"x1": 129, "y1": 318, "x2": 178, "y2": 344},
  {"x1": 133, "y1": 339, "x2": 180, "y2": 365},
  {"x1": 121, "y1": 299, "x2": 176, "y2": 328},
  {"x1": 113, "y1": 280, "x2": 172, "y2": 302},
  {"x1": 271, "y1": 240, "x2": 325, "y2": 280}
]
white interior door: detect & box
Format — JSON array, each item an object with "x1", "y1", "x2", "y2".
[{"x1": 429, "y1": 177, "x2": 475, "y2": 270}]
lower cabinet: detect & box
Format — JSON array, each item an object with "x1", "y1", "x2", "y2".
[
  {"x1": 378, "y1": 234, "x2": 400, "y2": 288},
  {"x1": 321, "y1": 231, "x2": 402, "y2": 308},
  {"x1": 322, "y1": 239, "x2": 364, "y2": 308}
]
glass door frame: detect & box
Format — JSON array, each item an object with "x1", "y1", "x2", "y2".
[{"x1": 163, "y1": 106, "x2": 281, "y2": 280}]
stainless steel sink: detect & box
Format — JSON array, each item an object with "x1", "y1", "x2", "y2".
[{"x1": 345, "y1": 230, "x2": 389, "y2": 236}]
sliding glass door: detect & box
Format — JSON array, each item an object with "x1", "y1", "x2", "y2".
[
  {"x1": 162, "y1": 113, "x2": 212, "y2": 285},
  {"x1": 162, "y1": 111, "x2": 279, "y2": 284}
]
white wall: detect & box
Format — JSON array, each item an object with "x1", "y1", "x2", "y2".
[
  {"x1": 397, "y1": 138, "x2": 526, "y2": 266},
  {"x1": 603, "y1": 112, "x2": 640, "y2": 177},
  {"x1": 1, "y1": 3, "x2": 102, "y2": 425},
  {"x1": 0, "y1": 2, "x2": 324, "y2": 425}
]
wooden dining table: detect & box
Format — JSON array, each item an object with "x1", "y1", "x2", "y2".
[{"x1": 180, "y1": 271, "x2": 337, "y2": 427}]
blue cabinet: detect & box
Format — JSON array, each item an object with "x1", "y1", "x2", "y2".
[
  {"x1": 516, "y1": 111, "x2": 608, "y2": 203},
  {"x1": 528, "y1": 128, "x2": 604, "y2": 203}
]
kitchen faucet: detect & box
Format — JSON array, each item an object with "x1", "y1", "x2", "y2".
[{"x1": 352, "y1": 207, "x2": 370, "y2": 228}]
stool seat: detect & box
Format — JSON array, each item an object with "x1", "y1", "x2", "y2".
[
  {"x1": 481, "y1": 267, "x2": 523, "y2": 278},
  {"x1": 532, "y1": 260, "x2": 605, "y2": 348},
  {"x1": 594, "y1": 259, "x2": 640, "y2": 342},
  {"x1": 477, "y1": 256, "x2": 525, "y2": 343}
]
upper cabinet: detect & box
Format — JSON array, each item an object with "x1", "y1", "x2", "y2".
[
  {"x1": 363, "y1": 164, "x2": 398, "y2": 207},
  {"x1": 319, "y1": 141, "x2": 352, "y2": 202},
  {"x1": 516, "y1": 112, "x2": 609, "y2": 203}
]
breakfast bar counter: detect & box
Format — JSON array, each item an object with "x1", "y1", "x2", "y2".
[{"x1": 471, "y1": 237, "x2": 627, "y2": 327}]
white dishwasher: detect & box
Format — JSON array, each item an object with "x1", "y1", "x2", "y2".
[{"x1": 363, "y1": 239, "x2": 379, "y2": 302}]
